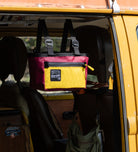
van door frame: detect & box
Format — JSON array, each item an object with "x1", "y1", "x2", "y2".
[{"x1": 109, "y1": 17, "x2": 129, "y2": 152}]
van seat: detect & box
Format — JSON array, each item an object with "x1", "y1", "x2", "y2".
[
  {"x1": 0, "y1": 81, "x2": 29, "y2": 117},
  {"x1": 0, "y1": 36, "x2": 29, "y2": 115},
  {"x1": 0, "y1": 36, "x2": 64, "y2": 152},
  {"x1": 74, "y1": 26, "x2": 114, "y2": 152},
  {"x1": 75, "y1": 25, "x2": 113, "y2": 83}
]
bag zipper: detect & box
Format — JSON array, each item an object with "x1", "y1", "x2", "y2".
[
  {"x1": 45, "y1": 62, "x2": 85, "y2": 68},
  {"x1": 84, "y1": 64, "x2": 94, "y2": 71},
  {"x1": 44, "y1": 62, "x2": 94, "y2": 71}
]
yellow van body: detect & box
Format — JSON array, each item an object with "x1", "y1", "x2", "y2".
[{"x1": 0, "y1": 0, "x2": 137, "y2": 152}]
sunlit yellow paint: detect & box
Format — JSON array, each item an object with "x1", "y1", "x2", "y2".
[
  {"x1": 113, "y1": 15, "x2": 137, "y2": 151},
  {"x1": 120, "y1": 10, "x2": 138, "y2": 15},
  {"x1": 0, "y1": 6, "x2": 112, "y2": 14},
  {"x1": 123, "y1": 15, "x2": 138, "y2": 131},
  {"x1": 128, "y1": 135, "x2": 137, "y2": 152},
  {"x1": 113, "y1": 15, "x2": 136, "y2": 134},
  {"x1": 122, "y1": 15, "x2": 138, "y2": 152},
  {"x1": 127, "y1": 117, "x2": 137, "y2": 135},
  {"x1": 137, "y1": 134, "x2": 138, "y2": 152},
  {"x1": 1, "y1": 6, "x2": 138, "y2": 15}
]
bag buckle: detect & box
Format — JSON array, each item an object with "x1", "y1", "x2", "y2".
[
  {"x1": 45, "y1": 38, "x2": 53, "y2": 48},
  {"x1": 72, "y1": 38, "x2": 79, "y2": 49}
]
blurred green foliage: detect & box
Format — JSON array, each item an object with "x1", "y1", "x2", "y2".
[{"x1": 21, "y1": 37, "x2": 62, "y2": 52}]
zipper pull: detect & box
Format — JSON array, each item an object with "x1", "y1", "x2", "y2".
[{"x1": 85, "y1": 64, "x2": 94, "y2": 71}]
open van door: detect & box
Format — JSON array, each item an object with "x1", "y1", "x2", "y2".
[
  {"x1": 122, "y1": 15, "x2": 138, "y2": 152},
  {"x1": 111, "y1": 15, "x2": 138, "y2": 152}
]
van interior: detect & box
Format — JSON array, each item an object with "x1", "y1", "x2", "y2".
[{"x1": 0, "y1": 13, "x2": 122, "y2": 152}]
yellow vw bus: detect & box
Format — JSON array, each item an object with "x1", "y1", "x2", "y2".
[{"x1": 0, "y1": 0, "x2": 137, "y2": 152}]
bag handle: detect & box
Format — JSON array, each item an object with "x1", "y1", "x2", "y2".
[
  {"x1": 61, "y1": 19, "x2": 80, "y2": 55},
  {"x1": 35, "y1": 19, "x2": 54, "y2": 56}
]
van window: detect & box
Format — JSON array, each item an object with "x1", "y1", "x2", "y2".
[
  {"x1": 136, "y1": 26, "x2": 138, "y2": 39},
  {"x1": 0, "y1": 16, "x2": 122, "y2": 152},
  {"x1": 22, "y1": 37, "x2": 70, "y2": 53}
]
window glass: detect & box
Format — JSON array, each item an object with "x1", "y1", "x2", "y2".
[{"x1": 21, "y1": 36, "x2": 70, "y2": 53}]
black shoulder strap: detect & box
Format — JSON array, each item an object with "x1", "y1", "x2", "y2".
[
  {"x1": 61, "y1": 19, "x2": 80, "y2": 55},
  {"x1": 61, "y1": 20, "x2": 69, "y2": 53},
  {"x1": 36, "y1": 19, "x2": 43, "y2": 53},
  {"x1": 35, "y1": 19, "x2": 54, "y2": 56}
]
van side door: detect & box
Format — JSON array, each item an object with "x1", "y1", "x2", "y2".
[
  {"x1": 112, "y1": 15, "x2": 137, "y2": 152},
  {"x1": 122, "y1": 15, "x2": 138, "y2": 152}
]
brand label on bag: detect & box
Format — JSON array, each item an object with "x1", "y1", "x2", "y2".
[{"x1": 50, "y1": 69, "x2": 61, "y2": 81}]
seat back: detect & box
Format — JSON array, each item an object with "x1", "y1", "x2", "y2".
[
  {"x1": 0, "y1": 37, "x2": 34, "y2": 152},
  {"x1": 0, "y1": 36, "x2": 29, "y2": 116},
  {"x1": 75, "y1": 26, "x2": 113, "y2": 83},
  {"x1": 74, "y1": 26, "x2": 114, "y2": 152},
  {"x1": 0, "y1": 36, "x2": 63, "y2": 152},
  {"x1": 0, "y1": 36, "x2": 27, "y2": 82}
]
